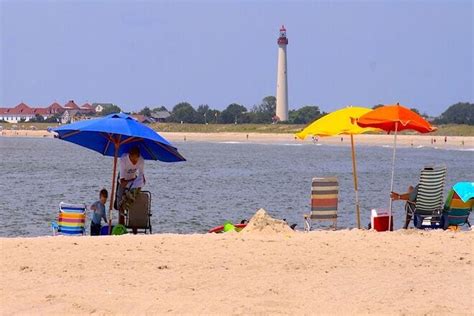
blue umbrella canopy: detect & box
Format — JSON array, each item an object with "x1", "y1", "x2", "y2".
[
  {"x1": 52, "y1": 112, "x2": 185, "y2": 162},
  {"x1": 52, "y1": 113, "x2": 185, "y2": 233}
]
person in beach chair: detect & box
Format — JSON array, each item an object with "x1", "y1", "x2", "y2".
[
  {"x1": 391, "y1": 166, "x2": 447, "y2": 229},
  {"x1": 442, "y1": 183, "x2": 473, "y2": 230},
  {"x1": 304, "y1": 176, "x2": 339, "y2": 231},
  {"x1": 51, "y1": 202, "x2": 87, "y2": 236},
  {"x1": 116, "y1": 147, "x2": 146, "y2": 224},
  {"x1": 122, "y1": 190, "x2": 152, "y2": 234}
]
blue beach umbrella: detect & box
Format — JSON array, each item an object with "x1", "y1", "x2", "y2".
[{"x1": 52, "y1": 112, "x2": 185, "y2": 230}]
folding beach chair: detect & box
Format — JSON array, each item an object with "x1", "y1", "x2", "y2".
[
  {"x1": 123, "y1": 191, "x2": 152, "y2": 234},
  {"x1": 304, "y1": 177, "x2": 339, "y2": 231},
  {"x1": 442, "y1": 189, "x2": 473, "y2": 230},
  {"x1": 51, "y1": 202, "x2": 87, "y2": 236},
  {"x1": 406, "y1": 166, "x2": 447, "y2": 229}
]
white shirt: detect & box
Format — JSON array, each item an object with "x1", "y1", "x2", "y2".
[{"x1": 119, "y1": 153, "x2": 145, "y2": 188}]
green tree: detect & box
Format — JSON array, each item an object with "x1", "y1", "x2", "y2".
[
  {"x1": 219, "y1": 103, "x2": 248, "y2": 124},
  {"x1": 288, "y1": 106, "x2": 322, "y2": 124},
  {"x1": 207, "y1": 109, "x2": 221, "y2": 124},
  {"x1": 435, "y1": 102, "x2": 474, "y2": 125},
  {"x1": 170, "y1": 102, "x2": 198, "y2": 123},
  {"x1": 139, "y1": 106, "x2": 152, "y2": 116},
  {"x1": 100, "y1": 104, "x2": 122, "y2": 116},
  {"x1": 30, "y1": 114, "x2": 45, "y2": 122},
  {"x1": 196, "y1": 104, "x2": 209, "y2": 124},
  {"x1": 250, "y1": 96, "x2": 276, "y2": 123},
  {"x1": 45, "y1": 113, "x2": 61, "y2": 123},
  {"x1": 410, "y1": 108, "x2": 420, "y2": 115}
]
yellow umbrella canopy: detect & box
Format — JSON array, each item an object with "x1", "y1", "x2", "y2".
[
  {"x1": 296, "y1": 106, "x2": 375, "y2": 139},
  {"x1": 296, "y1": 106, "x2": 375, "y2": 229}
]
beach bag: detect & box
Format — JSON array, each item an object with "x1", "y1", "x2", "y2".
[{"x1": 112, "y1": 224, "x2": 128, "y2": 235}]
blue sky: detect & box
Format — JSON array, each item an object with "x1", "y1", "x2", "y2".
[{"x1": 0, "y1": 0, "x2": 472, "y2": 115}]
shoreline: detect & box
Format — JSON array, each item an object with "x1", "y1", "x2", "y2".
[
  {"x1": 1, "y1": 130, "x2": 474, "y2": 149},
  {"x1": 1, "y1": 230, "x2": 472, "y2": 315}
]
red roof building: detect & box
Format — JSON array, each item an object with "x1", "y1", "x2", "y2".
[
  {"x1": 80, "y1": 102, "x2": 95, "y2": 113},
  {"x1": 64, "y1": 100, "x2": 80, "y2": 110},
  {"x1": 10, "y1": 102, "x2": 34, "y2": 115},
  {"x1": 0, "y1": 100, "x2": 92, "y2": 123},
  {"x1": 48, "y1": 102, "x2": 65, "y2": 114}
]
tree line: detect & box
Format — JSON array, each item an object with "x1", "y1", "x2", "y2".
[
  {"x1": 131, "y1": 96, "x2": 324, "y2": 125},
  {"x1": 104, "y1": 99, "x2": 474, "y2": 126}
]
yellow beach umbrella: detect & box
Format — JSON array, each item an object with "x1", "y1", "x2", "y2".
[{"x1": 296, "y1": 106, "x2": 376, "y2": 228}]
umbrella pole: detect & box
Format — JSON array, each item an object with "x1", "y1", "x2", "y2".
[
  {"x1": 388, "y1": 122, "x2": 399, "y2": 231},
  {"x1": 350, "y1": 134, "x2": 361, "y2": 229},
  {"x1": 108, "y1": 146, "x2": 119, "y2": 235}
]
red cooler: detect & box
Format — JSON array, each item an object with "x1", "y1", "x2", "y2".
[{"x1": 371, "y1": 209, "x2": 394, "y2": 232}]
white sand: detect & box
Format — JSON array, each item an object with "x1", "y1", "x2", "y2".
[
  {"x1": 242, "y1": 208, "x2": 295, "y2": 235},
  {"x1": 1, "y1": 229, "x2": 472, "y2": 315}
]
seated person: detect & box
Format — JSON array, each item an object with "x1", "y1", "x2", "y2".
[
  {"x1": 116, "y1": 147, "x2": 146, "y2": 223},
  {"x1": 391, "y1": 185, "x2": 418, "y2": 229}
]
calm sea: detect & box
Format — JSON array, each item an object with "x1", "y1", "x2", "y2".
[{"x1": 0, "y1": 137, "x2": 472, "y2": 236}]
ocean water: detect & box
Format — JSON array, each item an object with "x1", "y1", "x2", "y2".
[{"x1": 0, "y1": 137, "x2": 472, "y2": 236}]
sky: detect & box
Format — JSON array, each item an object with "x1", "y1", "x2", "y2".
[{"x1": 0, "y1": 0, "x2": 472, "y2": 115}]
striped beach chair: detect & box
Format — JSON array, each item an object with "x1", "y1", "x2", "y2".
[
  {"x1": 442, "y1": 189, "x2": 473, "y2": 229},
  {"x1": 304, "y1": 177, "x2": 339, "y2": 231},
  {"x1": 407, "y1": 166, "x2": 447, "y2": 229},
  {"x1": 51, "y1": 202, "x2": 87, "y2": 236}
]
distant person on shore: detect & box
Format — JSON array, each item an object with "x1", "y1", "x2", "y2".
[
  {"x1": 391, "y1": 185, "x2": 418, "y2": 229},
  {"x1": 90, "y1": 189, "x2": 108, "y2": 236},
  {"x1": 444, "y1": 136, "x2": 447, "y2": 143},
  {"x1": 117, "y1": 147, "x2": 146, "y2": 223}
]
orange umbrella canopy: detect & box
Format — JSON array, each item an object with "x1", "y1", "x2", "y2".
[{"x1": 357, "y1": 103, "x2": 436, "y2": 133}]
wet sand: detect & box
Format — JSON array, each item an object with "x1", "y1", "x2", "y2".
[{"x1": 1, "y1": 129, "x2": 473, "y2": 149}]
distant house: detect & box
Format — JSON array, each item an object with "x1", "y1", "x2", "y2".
[
  {"x1": 63, "y1": 100, "x2": 80, "y2": 110},
  {"x1": 48, "y1": 102, "x2": 65, "y2": 115},
  {"x1": 92, "y1": 103, "x2": 114, "y2": 113},
  {"x1": 151, "y1": 111, "x2": 171, "y2": 122},
  {"x1": 131, "y1": 114, "x2": 153, "y2": 124},
  {"x1": 61, "y1": 110, "x2": 84, "y2": 124},
  {"x1": 80, "y1": 103, "x2": 95, "y2": 114},
  {"x1": 0, "y1": 103, "x2": 36, "y2": 123}
]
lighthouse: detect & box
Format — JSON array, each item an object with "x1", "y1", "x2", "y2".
[{"x1": 276, "y1": 25, "x2": 289, "y2": 122}]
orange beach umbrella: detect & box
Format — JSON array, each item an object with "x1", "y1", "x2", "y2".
[{"x1": 357, "y1": 103, "x2": 436, "y2": 229}]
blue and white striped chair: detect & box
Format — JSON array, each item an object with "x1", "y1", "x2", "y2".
[
  {"x1": 51, "y1": 202, "x2": 87, "y2": 235},
  {"x1": 407, "y1": 166, "x2": 447, "y2": 229}
]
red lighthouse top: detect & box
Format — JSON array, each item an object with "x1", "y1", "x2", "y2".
[{"x1": 278, "y1": 25, "x2": 288, "y2": 45}]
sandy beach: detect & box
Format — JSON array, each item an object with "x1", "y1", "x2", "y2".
[
  {"x1": 1, "y1": 129, "x2": 473, "y2": 149},
  {"x1": 1, "y1": 227, "x2": 472, "y2": 315}
]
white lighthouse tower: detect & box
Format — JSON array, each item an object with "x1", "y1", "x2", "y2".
[{"x1": 276, "y1": 25, "x2": 289, "y2": 122}]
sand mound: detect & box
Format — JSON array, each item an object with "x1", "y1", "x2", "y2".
[{"x1": 242, "y1": 208, "x2": 294, "y2": 235}]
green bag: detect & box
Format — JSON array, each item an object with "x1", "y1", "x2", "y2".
[{"x1": 112, "y1": 224, "x2": 128, "y2": 235}]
